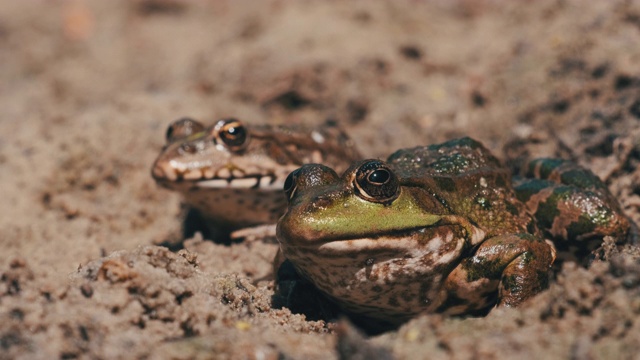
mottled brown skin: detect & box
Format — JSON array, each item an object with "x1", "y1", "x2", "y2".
[
  {"x1": 151, "y1": 117, "x2": 361, "y2": 238},
  {"x1": 276, "y1": 137, "x2": 630, "y2": 324}
]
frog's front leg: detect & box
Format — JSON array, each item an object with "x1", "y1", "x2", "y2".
[
  {"x1": 440, "y1": 234, "x2": 555, "y2": 314},
  {"x1": 514, "y1": 158, "x2": 630, "y2": 243}
]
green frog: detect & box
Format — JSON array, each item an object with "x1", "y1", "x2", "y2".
[
  {"x1": 152, "y1": 117, "x2": 361, "y2": 239},
  {"x1": 276, "y1": 137, "x2": 630, "y2": 324}
]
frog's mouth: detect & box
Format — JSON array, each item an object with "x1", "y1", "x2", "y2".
[
  {"x1": 315, "y1": 227, "x2": 470, "y2": 259},
  {"x1": 152, "y1": 161, "x2": 287, "y2": 191},
  {"x1": 317, "y1": 224, "x2": 485, "y2": 252},
  {"x1": 194, "y1": 175, "x2": 284, "y2": 190}
]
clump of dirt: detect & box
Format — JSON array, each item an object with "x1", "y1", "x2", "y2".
[
  {"x1": 1, "y1": 246, "x2": 331, "y2": 359},
  {"x1": 378, "y1": 247, "x2": 640, "y2": 360}
]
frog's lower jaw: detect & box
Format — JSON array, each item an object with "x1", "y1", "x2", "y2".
[
  {"x1": 279, "y1": 223, "x2": 486, "y2": 322},
  {"x1": 151, "y1": 154, "x2": 295, "y2": 192}
]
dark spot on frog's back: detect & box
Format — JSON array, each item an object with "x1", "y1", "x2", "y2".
[
  {"x1": 566, "y1": 212, "x2": 599, "y2": 240},
  {"x1": 494, "y1": 173, "x2": 508, "y2": 188},
  {"x1": 534, "y1": 187, "x2": 566, "y2": 230},
  {"x1": 504, "y1": 201, "x2": 519, "y2": 216},
  {"x1": 433, "y1": 177, "x2": 456, "y2": 192},
  {"x1": 514, "y1": 179, "x2": 554, "y2": 203},
  {"x1": 559, "y1": 169, "x2": 605, "y2": 191}
]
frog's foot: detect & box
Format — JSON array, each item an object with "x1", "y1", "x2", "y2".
[
  {"x1": 441, "y1": 234, "x2": 555, "y2": 314},
  {"x1": 514, "y1": 158, "x2": 630, "y2": 244}
]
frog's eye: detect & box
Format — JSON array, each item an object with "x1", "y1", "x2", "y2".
[
  {"x1": 166, "y1": 117, "x2": 204, "y2": 143},
  {"x1": 354, "y1": 160, "x2": 399, "y2": 203},
  {"x1": 215, "y1": 118, "x2": 249, "y2": 151},
  {"x1": 283, "y1": 168, "x2": 300, "y2": 201}
]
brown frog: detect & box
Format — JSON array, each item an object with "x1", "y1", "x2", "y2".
[
  {"x1": 276, "y1": 137, "x2": 630, "y2": 324},
  {"x1": 152, "y1": 117, "x2": 361, "y2": 239}
]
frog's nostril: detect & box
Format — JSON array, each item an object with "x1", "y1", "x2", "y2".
[
  {"x1": 313, "y1": 196, "x2": 332, "y2": 208},
  {"x1": 180, "y1": 143, "x2": 198, "y2": 154}
]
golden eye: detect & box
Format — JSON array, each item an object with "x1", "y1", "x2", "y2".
[
  {"x1": 354, "y1": 160, "x2": 399, "y2": 203},
  {"x1": 165, "y1": 117, "x2": 204, "y2": 143},
  {"x1": 215, "y1": 118, "x2": 248, "y2": 150}
]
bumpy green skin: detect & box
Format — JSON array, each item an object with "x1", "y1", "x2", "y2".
[
  {"x1": 514, "y1": 158, "x2": 629, "y2": 246},
  {"x1": 387, "y1": 138, "x2": 537, "y2": 238},
  {"x1": 276, "y1": 137, "x2": 631, "y2": 324}
]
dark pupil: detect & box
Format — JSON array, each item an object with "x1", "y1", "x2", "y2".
[
  {"x1": 222, "y1": 124, "x2": 246, "y2": 146},
  {"x1": 368, "y1": 169, "x2": 389, "y2": 184}
]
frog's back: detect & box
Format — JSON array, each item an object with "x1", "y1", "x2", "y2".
[{"x1": 387, "y1": 137, "x2": 535, "y2": 236}]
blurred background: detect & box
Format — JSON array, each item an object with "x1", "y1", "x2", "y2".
[{"x1": 1, "y1": 1, "x2": 640, "y2": 358}]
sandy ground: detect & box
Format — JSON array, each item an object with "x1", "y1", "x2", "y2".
[{"x1": 1, "y1": 0, "x2": 640, "y2": 359}]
